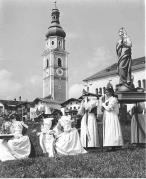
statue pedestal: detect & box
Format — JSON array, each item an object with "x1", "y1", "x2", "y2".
[{"x1": 116, "y1": 91, "x2": 146, "y2": 103}]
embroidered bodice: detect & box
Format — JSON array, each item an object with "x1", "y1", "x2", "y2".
[
  {"x1": 59, "y1": 116, "x2": 73, "y2": 132},
  {"x1": 41, "y1": 118, "x2": 53, "y2": 134},
  {"x1": 10, "y1": 121, "x2": 24, "y2": 136},
  {"x1": 78, "y1": 99, "x2": 98, "y2": 115},
  {"x1": 1, "y1": 121, "x2": 12, "y2": 134},
  {"x1": 102, "y1": 96, "x2": 119, "y2": 115}
]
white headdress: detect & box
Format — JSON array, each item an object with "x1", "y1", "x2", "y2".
[{"x1": 43, "y1": 117, "x2": 53, "y2": 124}]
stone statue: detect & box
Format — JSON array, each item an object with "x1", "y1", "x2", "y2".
[{"x1": 116, "y1": 27, "x2": 135, "y2": 91}]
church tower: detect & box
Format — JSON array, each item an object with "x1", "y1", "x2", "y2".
[{"x1": 42, "y1": 4, "x2": 68, "y2": 103}]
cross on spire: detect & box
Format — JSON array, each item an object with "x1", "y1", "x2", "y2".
[{"x1": 54, "y1": 0, "x2": 57, "y2": 9}]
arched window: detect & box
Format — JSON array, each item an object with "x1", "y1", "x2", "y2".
[
  {"x1": 142, "y1": 79, "x2": 146, "y2": 89},
  {"x1": 99, "y1": 88, "x2": 102, "y2": 95},
  {"x1": 103, "y1": 87, "x2": 106, "y2": 94},
  {"x1": 46, "y1": 59, "x2": 49, "y2": 68},
  {"x1": 87, "y1": 86, "x2": 89, "y2": 92},
  {"x1": 51, "y1": 41, "x2": 54, "y2": 45},
  {"x1": 58, "y1": 41, "x2": 61, "y2": 46},
  {"x1": 58, "y1": 58, "x2": 62, "y2": 67},
  {"x1": 95, "y1": 88, "x2": 98, "y2": 95},
  {"x1": 138, "y1": 80, "x2": 141, "y2": 87}
]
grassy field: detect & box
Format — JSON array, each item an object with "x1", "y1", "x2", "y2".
[{"x1": 0, "y1": 121, "x2": 145, "y2": 178}]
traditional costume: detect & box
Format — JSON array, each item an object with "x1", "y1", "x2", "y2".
[
  {"x1": 55, "y1": 115, "x2": 87, "y2": 155},
  {"x1": 39, "y1": 117, "x2": 55, "y2": 157},
  {"x1": 0, "y1": 120, "x2": 31, "y2": 161},
  {"x1": 102, "y1": 90, "x2": 123, "y2": 147},
  {"x1": 78, "y1": 93, "x2": 100, "y2": 148}
]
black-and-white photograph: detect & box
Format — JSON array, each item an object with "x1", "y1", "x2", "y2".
[{"x1": 0, "y1": 0, "x2": 145, "y2": 178}]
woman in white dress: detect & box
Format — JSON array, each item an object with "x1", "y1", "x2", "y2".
[
  {"x1": 38, "y1": 114, "x2": 56, "y2": 157},
  {"x1": 102, "y1": 87, "x2": 123, "y2": 150},
  {"x1": 0, "y1": 114, "x2": 31, "y2": 161},
  {"x1": 78, "y1": 95, "x2": 99, "y2": 148},
  {"x1": 54, "y1": 115, "x2": 87, "y2": 155}
]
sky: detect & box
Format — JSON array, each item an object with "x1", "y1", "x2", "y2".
[{"x1": 0, "y1": 0, "x2": 145, "y2": 101}]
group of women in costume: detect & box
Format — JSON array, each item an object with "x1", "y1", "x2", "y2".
[{"x1": 0, "y1": 86, "x2": 145, "y2": 162}]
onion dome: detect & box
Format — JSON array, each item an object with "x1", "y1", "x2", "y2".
[{"x1": 46, "y1": 8, "x2": 66, "y2": 38}]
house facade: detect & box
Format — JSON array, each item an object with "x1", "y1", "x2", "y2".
[{"x1": 61, "y1": 98, "x2": 81, "y2": 116}]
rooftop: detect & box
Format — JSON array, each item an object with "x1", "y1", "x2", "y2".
[
  {"x1": 83, "y1": 57, "x2": 145, "y2": 82},
  {"x1": 0, "y1": 100, "x2": 32, "y2": 108},
  {"x1": 61, "y1": 98, "x2": 81, "y2": 107},
  {"x1": 33, "y1": 97, "x2": 61, "y2": 110}
]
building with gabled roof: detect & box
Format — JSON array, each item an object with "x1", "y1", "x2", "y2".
[
  {"x1": 60, "y1": 98, "x2": 81, "y2": 116},
  {"x1": 0, "y1": 99, "x2": 33, "y2": 120},
  {"x1": 32, "y1": 97, "x2": 61, "y2": 111}
]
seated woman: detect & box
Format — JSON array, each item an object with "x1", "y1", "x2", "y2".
[
  {"x1": 54, "y1": 115, "x2": 87, "y2": 156},
  {"x1": 38, "y1": 113, "x2": 56, "y2": 157},
  {"x1": 0, "y1": 114, "x2": 31, "y2": 162}
]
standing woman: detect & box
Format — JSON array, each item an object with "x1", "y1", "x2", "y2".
[
  {"x1": 102, "y1": 87, "x2": 123, "y2": 150},
  {"x1": 78, "y1": 93, "x2": 100, "y2": 148}
]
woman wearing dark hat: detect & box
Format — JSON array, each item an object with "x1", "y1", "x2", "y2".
[{"x1": 102, "y1": 86, "x2": 123, "y2": 150}]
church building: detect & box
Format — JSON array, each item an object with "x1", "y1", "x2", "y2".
[{"x1": 42, "y1": 4, "x2": 69, "y2": 104}]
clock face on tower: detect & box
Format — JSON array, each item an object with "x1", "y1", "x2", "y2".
[{"x1": 56, "y1": 68, "x2": 63, "y2": 76}]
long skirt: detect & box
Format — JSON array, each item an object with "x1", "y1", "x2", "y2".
[
  {"x1": 0, "y1": 135, "x2": 31, "y2": 162},
  {"x1": 80, "y1": 113, "x2": 99, "y2": 147},
  {"x1": 103, "y1": 111, "x2": 123, "y2": 146},
  {"x1": 131, "y1": 113, "x2": 146, "y2": 143},
  {"x1": 39, "y1": 133, "x2": 55, "y2": 157},
  {"x1": 55, "y1": 128, "x2": 87, "y2": 155}
]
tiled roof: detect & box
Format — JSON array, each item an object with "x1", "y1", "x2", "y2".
[
  {"x1": 32, "y1": 98, "x2": 61, "y2": 110},
  {"x1": 33, "y1": 98, "x2": 59, "y2": 105},
  {"x1": 83, "y1": 57, "x2": 145, "y2": 82},
  {"x1": 0, "y1": 100, "x2": 32, "y2": 107},
  {"x1": 61, "y1": 98, "x2": 80, "y2": 107}
]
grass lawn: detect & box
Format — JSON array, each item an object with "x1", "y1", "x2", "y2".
[{"x1": 0, "y1": 121, "x2": 145, "y2": 178}]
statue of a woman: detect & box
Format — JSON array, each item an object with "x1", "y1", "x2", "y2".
[{"x1": 116, "y1": 27, "x2": 134, "y2": 91}]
